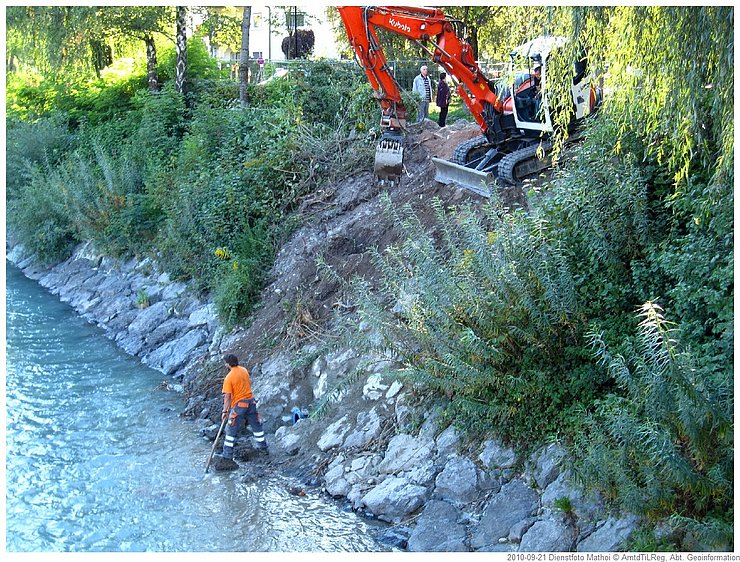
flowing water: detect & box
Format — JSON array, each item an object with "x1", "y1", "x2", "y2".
[{"x1": 5, "y1": 262, "x2": 386, "y2": 552}]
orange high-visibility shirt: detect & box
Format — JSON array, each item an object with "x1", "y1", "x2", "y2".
[{"x1": 222, "y1": 365, "x2": 254, "y2": 407}]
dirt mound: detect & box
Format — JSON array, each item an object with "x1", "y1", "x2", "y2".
[
  {"x1": 416, "y1": 118, "x2": 482, "y2": 160},
  {"x1": 222, "y1": 121, "x2": 487, "y2": 376}
]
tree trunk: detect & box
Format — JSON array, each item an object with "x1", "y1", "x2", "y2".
[
  {"x1": 462, "y1": 7, "x2": 479, "y2": 61},
  {"x1": 144, "y1": 34, "x2": 159, "y2": 92},
  {"x1": 175, "y1": 6, "x2": 187, "y2": 96},
  {"x1": 239, "y1": 6, "x2": 251, "y2": 107}
]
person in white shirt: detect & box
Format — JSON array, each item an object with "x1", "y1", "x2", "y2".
[{"x1": 412, "y1": 65, "x2": 434, "y2": 122}]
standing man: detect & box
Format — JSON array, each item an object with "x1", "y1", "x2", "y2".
[
  {"x1": 436, "y1": 72, "x2": 451, "y2": 127},
  {"x1": 212, "y1": 354, "x2": 268, "y2": 471},
  {"x1": 412, "y1": 65, "x2": 434, "y2": 123}
]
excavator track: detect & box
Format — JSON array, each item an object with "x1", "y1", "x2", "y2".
[
  {"x1": 497, "y1": 140, "x2": 554, "y2": 185},
  {"x1": 451, "y1": 135, "x2": 489, "y2": 167}
]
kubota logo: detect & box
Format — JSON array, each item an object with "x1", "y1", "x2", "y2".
[{"x1": 389, "y1": 18, "x2": 411, "y2": 33}]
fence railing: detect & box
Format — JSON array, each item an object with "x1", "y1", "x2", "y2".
[{"x1": 218, "y1": 58, "x2": 507, "y2": 88}]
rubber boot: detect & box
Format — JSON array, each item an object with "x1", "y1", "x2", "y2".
[{"x1": 212, "y1": 454, "x2": 239, "y2": 471}]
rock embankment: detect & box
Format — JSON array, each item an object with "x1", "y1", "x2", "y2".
[
  {"x1": 7, "y1": 241, "x2": 229, "y2": 394},
  {"x1": 6, "y1": 121, "x2": 642, "y2": 552},
  {"x1": 6, "y1": 234, "x2": 640, "y2": 553}
]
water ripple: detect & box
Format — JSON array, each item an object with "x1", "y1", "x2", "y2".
[{"x1": 6, "y1": 262, "x2": 386, "y2": 552}]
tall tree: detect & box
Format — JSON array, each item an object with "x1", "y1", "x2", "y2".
[
  {"x1": 239, "y1": 6, "x2": 251, "y2": 107},
  {"x1": 6, "y1": 6, "x2": 101, "y2": 77},
  {"x1": 96, "y1": 6, "x2": 174, "y2": 92},
  {"x1": 175, "y1": 6, "x2": 188, "y2": 95},
  {"x1": 144, "y1": 33, "x2": 159, "y2": 91},
  {"x1": 196, "y1": 7, "x2": 241, "y2": 57}
]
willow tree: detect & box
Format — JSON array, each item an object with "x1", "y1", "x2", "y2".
[
  {"x1": 99, "y1": 6, "x2": 174, "y2": 92},
  {"x1": 543, "y1": 6, "x2": 733, "y2": 192},
  {"x1": 6, "y1": 6, "x2": 102, "y2": 77},
  {"x1": 556, "y1": 7, "x2": 734, "y2": 546}
]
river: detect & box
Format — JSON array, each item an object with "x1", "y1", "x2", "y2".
[{"x1": 5, "y1": 261, "x2": 387, "y2": 552}]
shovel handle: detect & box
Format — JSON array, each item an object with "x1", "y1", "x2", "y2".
[{"x1": 204, "y1": 415, "x2": 228, "y2": 474}]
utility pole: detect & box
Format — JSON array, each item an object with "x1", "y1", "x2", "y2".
[{"x1": 292, "y1": 6, "x2": 298, "y2": 59}]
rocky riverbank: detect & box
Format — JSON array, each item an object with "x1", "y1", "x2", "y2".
[{"x1": 6, "y1": 121, "x2": 642, "y2": 552}]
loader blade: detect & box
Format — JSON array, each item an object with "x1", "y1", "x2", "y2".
[
  {"x1": 374, "y1": 137, "x2": 404, "y2": 185},
  {"x1": 431, "y1": 157, "x2": 494, "y2": 197}
]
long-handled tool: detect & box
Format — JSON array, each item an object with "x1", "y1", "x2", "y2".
[{"x1": 204, "y1": 416, "x2": 228, "y2": 474}]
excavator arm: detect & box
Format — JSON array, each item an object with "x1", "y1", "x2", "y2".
[{"x1": 337, "y1": 6, "x2": 505, "y2": 184}]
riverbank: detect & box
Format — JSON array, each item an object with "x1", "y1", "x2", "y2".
[{"x1": 6, "y1": 122, "x2": 644, "y2": 552}]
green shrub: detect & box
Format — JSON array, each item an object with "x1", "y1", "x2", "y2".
[
  {"x1": 212, "y1": 220, "x2": 274, "y2": 328},
  {"x1": 6, "y1": 115, "x2": 74, "y2": 198},
  {"x1": 573, "y1": 303, "x2": 733, "y2": 549},
  {"x1": 332, "y1": 195, "x2": 605, "y2": 445},
  {"x1": 6, "y1": 72, "x2": 62, "y2": 120},
  {"x1": 8, "y1": 166, "x2": 78, "y2": 263}
]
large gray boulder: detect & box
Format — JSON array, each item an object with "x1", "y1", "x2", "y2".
[
  {"x1": 434, "y1": 425, "x2": 460, "y2": 459},
  {"x1": 576, "y1": 515, "x2": 640, "y2": 552},
  {"x1": 434, "y1": 456, "x2": 479, "y2": 505},
  {"x1": 479, "y1": 439, "x2": 517, "y2": 469},
  {"x1": 144, "y1": 328, "x2": 207, "y2": 375},
  {"x1": 317, "y1": 415, "x2": 352, "y2": 451},
  {"x1": 378, "y1": 433, "x2": 433, "y2": 474},
  {"x1": 405, "y1": 458, "x2": 438, "y2": 487},
  {"x1": 361, "y1": 476, "x2": 428, "y2": 522},
  {"x1": 324, "y1": 462, "x2": 351, "y2": 497},
  {"x1": 343, "y1": 409, "x2": 382, "y2": 449},
  {"x1": 471, "y1": 479, "x2": 540, "y2": 550},
  {"x1": 362, "y1": 373, "x2": 389, "y2": 400},
  {"x1": 128, "y1": 301, "x2": 171, "y2": 336},
  {"x1": 188, "y1": 303, "x2": 218, "y2": 332},
  {"x1": 273, "y1": 426, "x2": 302, "y2": 455},
  {"x1": 541, "y1": 470, "x2": 604, "y2": 523},
  {"x1": 146, "y1": 318, "x2": 189, "y2": 349},
  {"x1": 519, "y1": 519, "x2": 575, "y2": 552},
  {"x1": 407, "y1": 500, "x2": 468, "y2": 552},
  {"x1": 530, "y1": 443, "x2": 567, "y2": 489}
]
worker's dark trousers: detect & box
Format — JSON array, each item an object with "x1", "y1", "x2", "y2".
[
  {"x1": 438, "y1": 105, "x2": 449, "y2": 127},
  {"x1": 222, "y1": 398, "x2": 266, "y2": 459}
]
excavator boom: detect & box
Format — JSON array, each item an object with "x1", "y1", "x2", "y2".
[
  {"x1": 338, "y1": 6, "x2": 600, "y2": 193},
  {"x1": 337, "y1": 5, "x2": 504, "y2": 185}
]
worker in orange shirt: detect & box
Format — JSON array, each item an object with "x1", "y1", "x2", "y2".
[{"x1": 211, "y1": 354, "x2": 268, "y2": 471}]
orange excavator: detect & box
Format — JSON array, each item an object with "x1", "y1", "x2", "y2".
[{"x1": 337, "y1": 6, "x2": 600, "y2": 194}]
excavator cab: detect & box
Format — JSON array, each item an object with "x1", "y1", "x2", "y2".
[{"x1": 506, "y1": 37, "x2": 567, "y2": 134}]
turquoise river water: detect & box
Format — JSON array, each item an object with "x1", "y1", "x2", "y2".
[{"x1": 5, "y1": 261, "x2": 386, "y2": 552}]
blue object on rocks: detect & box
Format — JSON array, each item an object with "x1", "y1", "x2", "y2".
[{"x1": 291, "y1": 407, "x2": 308, "y2": 425}]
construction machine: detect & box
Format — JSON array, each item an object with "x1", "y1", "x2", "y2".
[{"x1": 337, "y1": 6, "x2": 600, "y2": 195}]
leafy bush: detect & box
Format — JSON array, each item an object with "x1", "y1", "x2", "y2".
[
  {"x1": 6, "y1": 115, "x2": 74, "y2": 198},
  {"x1": 8, "y1": 166, "x2": 78, "y2": 264},
  {"x1": 333, "y1": 195, "x2": 606, "y2": 445},
  {"x1": 6, "y1": 72, "x2": 62, "y2": 120},
  {"x1": 212, "y1": 219, "x2": 274, "y2": 328},
  {"x1": 156, "y1": 39, "x2": 221, "y2": 84},
  {"x1": 573, "y1": 303, "x2": 733, "y2": 549}
]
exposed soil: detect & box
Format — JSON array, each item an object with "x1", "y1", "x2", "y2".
[
  {"x1": 220, "y1": 119, "x2": 502, "y2": 378},
  {"x1": 192, "y1": 118, "x2": 534, "y2": 485}
]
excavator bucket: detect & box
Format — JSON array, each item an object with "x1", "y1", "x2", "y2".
[
  {"x1": 374, "y1": 136, "x2": 404, "y2": 185},
  {"x1": 431, "y1": 157, "x2": 495, "y2": 197}
]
